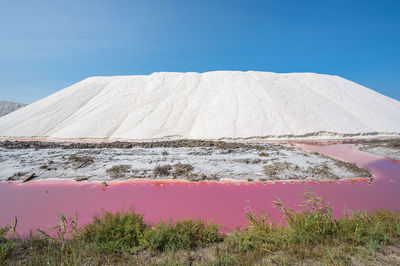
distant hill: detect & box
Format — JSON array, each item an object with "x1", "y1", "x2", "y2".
[
  {"x1": 0, "y1": 100, "x2": 26, "y2": 117},
  {"x1": 0, "y1": 71, "x2": 399, "y2": 140}
]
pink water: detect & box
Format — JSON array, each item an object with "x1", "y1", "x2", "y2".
[{"x1": 0, "y1": 143, "x2": 399, "y2": 236}]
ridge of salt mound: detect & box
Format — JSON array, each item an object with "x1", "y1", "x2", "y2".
[{"x1": 0, "y1": 71, "x2": 399, "y2": 140}]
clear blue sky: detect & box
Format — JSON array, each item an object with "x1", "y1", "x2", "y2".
[{"x1": 0, "y1": 0, "x2": 399, "y2": 103}]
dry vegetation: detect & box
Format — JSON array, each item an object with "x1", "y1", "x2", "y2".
[
  {"x1": 171, "y1": 163, "x2": 194, "y2": 178},
  {"x1": 153, "y1": 164, "x2": 194, "y2": 179},
  {"x1": 334, "y1": 160, "x2": 372, "y2": 177},
  {"x1": 153, "y1": 165, "x2": 172, "y2": 177},
  {"x1": 263, "y1": 162, "x2": 299, "y2": 179},
  {"x1": 106, "y1": 165, "x2": 131, "y2": 178},
  {"x1": 386, "y1": 139, "x2": 400, "y2": 150},
  {"x1": 68, "y1": 154, "x2": 94, "y2": 168}
]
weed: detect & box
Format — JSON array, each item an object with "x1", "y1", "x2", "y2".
[
  {"x1": 68, "y1": 154, "x2": 94, "y2": 168},
  {"x1": 80, "y1": 208, "x2": 148, "y2": 253},
  {"x1": 153, "y1": 165, "x2": 172, "y2": 177},
  {"x1": 172, "y1": 163, "x2": 194, "y2": 178},
  {"x1": 37, "y1": 213, "x2": 78, "y2": 242},
  {"x1": 106, "y1": 165, "x2": 131, "y2": 178},
  {"x1": 263, "y1": 162, "x2": 294, "y2": 179},
  {"x1": 144, "y1": 218, "x2": 222, "y2": 252},
  {"x1": 308, "y1": 164, "x2": 338, "y2": 179},
  {"x1": 0, "y1": 217, "x2": 17, "y2": 263},
  {"x1": 334, "y1": 160, "x2": 371, "y2": 177},
  {"x1": 228, "y1": 186, "x2": 400, "y2": 264}
]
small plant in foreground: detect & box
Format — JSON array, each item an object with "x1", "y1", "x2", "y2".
[
  {"x1": 144, "y1": 218, "x2": 222, "y2": 251},
  {"x1": 0, "y1": 217, "x2": 17, "y2": 262},
  {"x1": 80, "y1": 208, "x2": 148, "y2": 253},
  {"x1": 229, "y1": 186, "x2": 400, "y2": 260},
  {"x1": 37, "y1": 213, "x2": 78, "y2": 243},
  {"x1": 273, "y1": 186, "x2": 338, "y2": 244}
]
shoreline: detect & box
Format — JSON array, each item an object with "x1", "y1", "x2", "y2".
[
  {"x1": 0, "y1": 132, "x2": 399, "y2": 144},
  {"x1": 0, "y1": 176, "x2": 374, "y2": 186},
  {"x1": 0, "y1": 141, "x2": 375, "y2": 183}
]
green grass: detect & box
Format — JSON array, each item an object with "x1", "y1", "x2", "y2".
[
  {"x1": 230, "y1": 187, "x2": 399, "y2": 250},
  {"x1": 2, "y1": 188, "x2": 400, "y2": 265},
  {"x1": 0, "y1": 217, "x2": 17, "y2": 262},
  {"x1": 144, "y1": 218, "x2": 222, "y2": 252},
  {"x1": 80, "y1": 208, "x2": 148, "y2": 253}
]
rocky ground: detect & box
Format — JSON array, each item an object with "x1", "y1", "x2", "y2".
[{"x1": 0, "y1": 140, "x2": 372, "y2": 182}]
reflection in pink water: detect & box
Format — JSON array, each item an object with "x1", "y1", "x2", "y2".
[{"x1": 0, "y1": 143, "x2": 399, "y2": 236}]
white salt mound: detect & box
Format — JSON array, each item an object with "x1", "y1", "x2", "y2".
[
  {"x1": 0, "y1": 71, "x2": 399, "y2": 140},
  {"x1": 0, "y1": 101, "x2": 26, "y2": 118}
]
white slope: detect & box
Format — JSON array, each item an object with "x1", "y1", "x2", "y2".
[
  {"x1": 0, "y1": 100, "x2": 26, "y2": 117},
  {"x1": 0, "y1": 71, "x2": 399, "y2": 141}
]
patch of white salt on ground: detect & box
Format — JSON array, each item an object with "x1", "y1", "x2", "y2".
[{"x1": 0, "y1": 144, "x2": 371, "y2": 182}]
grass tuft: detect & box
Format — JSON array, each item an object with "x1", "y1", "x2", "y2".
[
  {"x1": 153, "y1": 164, "x2": 172, "y2": 177},
  {"x1": 144, "y1": 218, "x2": 222, "y2": 251},
  {"x1": 228, "y1": 186, "x2": 400, "y2": 264},
  {"x1": 80, "y1": 208, "x2": 148, "y2": 253},
  {"x1": 172, "y1": 163, "x2": 194, "y2": 178},
  {"x1": 106, "y1": 165, "x2": 131, "y2": 178},
  {"x1": 0, "y1": 217, "x2": 17, "y2": 263}
]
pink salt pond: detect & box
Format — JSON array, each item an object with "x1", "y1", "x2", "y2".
[{"x1": 0, "y1": 143, "x2": 399, "y2": 236}]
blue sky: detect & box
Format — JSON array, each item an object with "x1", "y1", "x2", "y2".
[{"x1": 0, "y1": 0, "x2": 399, "y2": 103}]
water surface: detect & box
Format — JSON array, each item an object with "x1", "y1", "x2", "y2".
[{"x1": 0, "y1": 143, "x2": 399, "y2": 236}]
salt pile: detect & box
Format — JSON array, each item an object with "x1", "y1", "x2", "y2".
[
  {"x1": 0, "y1": 71, "x2": 399, "y2": 140},
  {"x1": 0, "y1": 100, "x2": 26, "y2": 117}
]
